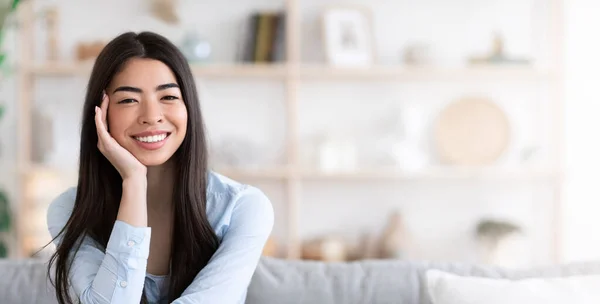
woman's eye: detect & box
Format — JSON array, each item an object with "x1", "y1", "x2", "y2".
[
  {"x1": 162, "y1": 95, "x2": 179, "y2": 101},
  {"x1": 118, "y1": 99, "x2": 137, "y2": 104}
]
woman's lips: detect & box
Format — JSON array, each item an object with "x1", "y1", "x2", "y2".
[{"x1": 132, "y1": 132, "x2": 171, "y2": 150}]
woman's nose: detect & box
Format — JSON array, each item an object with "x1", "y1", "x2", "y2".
[{"x1": 138, "y1": 100, "x2": 163, "y2": 125}]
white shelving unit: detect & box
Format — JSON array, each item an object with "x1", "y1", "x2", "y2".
[{"x1": 13, "y1": 0, "x2": 565, "y2": 261}]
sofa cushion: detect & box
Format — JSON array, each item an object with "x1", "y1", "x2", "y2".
[
  {"x1": 246, "y1": 257, "x2": 600, "y2": 304},
  {"x1": 426, "y1": 269, "x2": 600, "y2": 304},
  {"x1": 0, "y1": 259, "x2": 57, "y2": 304}
]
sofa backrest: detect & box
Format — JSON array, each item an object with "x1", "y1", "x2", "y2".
[
  {"x1": 0, "y1": 259, "x2": 57, "y2": 304},
  {"x1": 3, "y1": 257, "x2": 600, "y2": 304},
  {"x1": 247, "y1": 257, "x2": 600, "y2": 304}
]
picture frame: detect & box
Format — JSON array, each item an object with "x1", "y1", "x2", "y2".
[{"x1": 322, "y1": 5, "x2": 375, "y2": 67}]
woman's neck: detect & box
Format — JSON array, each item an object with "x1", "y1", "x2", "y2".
[{"x1": 146, "y1": 159, "x2": 175, "y2": 212}]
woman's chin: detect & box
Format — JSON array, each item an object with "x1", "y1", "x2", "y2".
[{"x1": 135, "y1": 154, "x2": 173, "y2": 168}]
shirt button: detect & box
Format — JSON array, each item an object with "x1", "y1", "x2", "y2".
[
  {"x1": 127, "y1": 240, "x2": 135, "y2": 247},
  {"x1": 120, "y1": 281, "x2": 128, "y2": 288}
]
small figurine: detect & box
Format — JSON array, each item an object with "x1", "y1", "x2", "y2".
[
  {"x1": 379, "y1": 210, "x2": 408, "y2": 259},
  {"x1": 151, "y1": 0, "x2": 179, "y2": 24},
  {"x1": 469, "y1": 32, "x2": 530, "y2": 65}
]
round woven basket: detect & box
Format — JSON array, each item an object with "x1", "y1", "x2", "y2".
[{"x1": 434, "y1": 96, "x2": 510, "y2": 165}]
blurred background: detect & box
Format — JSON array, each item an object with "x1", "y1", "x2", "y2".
[{"x1": 0, "y1": 0, "x2": 598, "y2": 270}]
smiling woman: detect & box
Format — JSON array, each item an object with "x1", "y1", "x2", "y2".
[
  {"x1": 43, "y1": 32, "x2": 274, "y2": 304},
  {"x1": 106, "y1": 58, "x2": 187, "y2": 166}
]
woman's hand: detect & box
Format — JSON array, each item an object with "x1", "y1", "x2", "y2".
[{"x1": 95, "y1": 91, "x2": 147, "y2": 180}]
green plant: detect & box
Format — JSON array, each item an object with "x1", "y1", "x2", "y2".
[
  {"x1": 0, "y1": 0, "x2": 20, "y2": 111},
  {"x1": 0, "y1": 189, "x2": 9, "y2": 258},
  {"x1": 0, "y1": 0, "x2": 19, "y2": 258},
  {"x1": 0, "y1": 0, "x2": 20, "y2": 73},
  {"x1": 0, "y1": 190, "x2": 9, "y2": 232}
]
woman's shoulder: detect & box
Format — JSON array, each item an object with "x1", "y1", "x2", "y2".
[
  {"x1": 206, "y1": 170, "x2": 274, "y2": 235},
  {"x1": 46, "y1": 187, "x2": 78, "y2": 240},
  {"x1": 47, "y1": 187, "x2": 77, "y2": 219},
  {"x1": 206, "y1": 170, "x2": 272, "y2": 211}
]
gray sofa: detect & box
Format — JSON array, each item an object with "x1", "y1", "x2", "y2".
[{"x1": 2, "y1": 257, "x2": 600, "y2": 304}]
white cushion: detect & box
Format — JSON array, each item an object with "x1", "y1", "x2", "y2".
[{"x1": 426, "y1": 269, "x2": 600, "y2": 304}]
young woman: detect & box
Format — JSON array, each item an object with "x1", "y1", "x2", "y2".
[{"x1": 45, "y1": 31, "x2": 274, "y2": 304}]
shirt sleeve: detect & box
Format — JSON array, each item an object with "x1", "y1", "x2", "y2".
[
  {"x1": 47, "y1": 189, "x2": 151, "y2": 304},
  {"x1": 172, "y1": 186, "x2": 275, "y2": 304}
]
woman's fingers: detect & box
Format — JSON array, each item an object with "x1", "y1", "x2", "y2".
[
  {"x1": 100, "y1": 91, "x2": 109, "y2": 129},
  {"x1": 95, "y1": 92, "x2": 112, "y2": 152},
  {"x1": 95, "y1": 106, "x2": 107, "y2": 151}
]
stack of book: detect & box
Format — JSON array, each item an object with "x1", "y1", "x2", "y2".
[{"x1": 240, "y1": 11, "x2": 286, "y2": 63}]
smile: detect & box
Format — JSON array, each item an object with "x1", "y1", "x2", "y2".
[
  {"x1": 131, "y1": 131, "x2": 172, "y2": 150},
  {"x1": 134, "y1": 133, "x2": 168, "y2": 143}
]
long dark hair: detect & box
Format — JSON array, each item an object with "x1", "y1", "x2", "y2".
[{"x1": 46, "y1": 31, "x2": 219, "y2": 303}]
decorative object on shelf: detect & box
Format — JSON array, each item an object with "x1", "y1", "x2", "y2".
[
  {"x1": 392, "y1": 142, "x2": 428, "y2": 173},
  {"x1": 365, "y1": 107, "x2": 404, "y2": 167},
  {"x1": 240, "y1": 11, "x2": 285, "y2": 63},
  {"x1": 209, "y1": 137, "x2": 266, "y2": 168},
  {"x1": 392, "y1": 103, "x2": 429, "y2": 172},
  {"x1": 520, "y1": 144, "x2": 542, "y2": 165},
  {"x1": 302, "y1": 236, "x2": 348, "y2": 262},
  {"x1": 316, "y1": 135, "x2": 357, "y2": 172},
  {"x1": 350, "y1": 231, "x2": 381, "y2": 260},
  {"x1": 434, "y1": 96, "x2": 511, "y2": 166},
  {"x1": 322, "y1": 6, "x2": 374, "y2": 67},
  {"x1": 150, "y1": 0, "x2": 179, "y2": 24},
  {"x1": 475, "y1": 219, "x2": 531, "y2": 268},
  {"x1": 379, "y1": 210, "x2": 408, "y2": 259},
  {"x1": 469, "y1": 32, "x2": 531, "y2": 65},
  {"x1": 366, "y1": 104, "x2": 428, "y2": 171},
  {"x1": 262, "y1": 236, "x2": 278, "y2": 257},
  {"x1": 403, "y1": 42, "x2": 433, "y2": 66},
  {"x1": 180, "y1": 30, "x2": 211, "y2": 63},
  {"x1": 31, "y1": 106, "x2": 54, "y2": 163},
  {"x1": 76, "y1": 41, "x2": 107, "y2": 61}
]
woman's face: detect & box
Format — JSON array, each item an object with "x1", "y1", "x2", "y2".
[{"x1": 105, "y1": 58, "x2": 188, "y2": 167}]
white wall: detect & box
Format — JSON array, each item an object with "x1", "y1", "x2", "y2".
[
  {"x1": 1, "y1": 0, "x2": 587, "y2": 266},
  {"x1": 562, "y1": 0, "x2": 600, "y2": 263}
]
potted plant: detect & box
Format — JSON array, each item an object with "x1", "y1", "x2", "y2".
[{"x1": 0, "y1": 0, "x2": 21, "y2": 258}]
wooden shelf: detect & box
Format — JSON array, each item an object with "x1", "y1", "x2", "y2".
[
  {"x1": 19, "y1": 163, "x2": 291, "y2": 180},
  {"x1": 213, "y1": 166, "x2": 292, "y2": 179},
  {"x1": 19, "y1": 163, "x2": 77, "y2": 177},
  {"x1": 26, "y1": 62, "x2": 552, "y2": 82},
  {"x1": 297, "y1": 167, "x2": 560, "y2": 180},
  {"x1": 19, "y1": 163, "x2": 559, "y2": 181},
  {"x1": 297, "y1": 64, "x2": 554, "y2": 81},
  {"x1": 27, "y1": 62, "x2": 289, "y2": 78},
  {"x1": 13, "y1": 0, "x2": 565, "y2": 262}
]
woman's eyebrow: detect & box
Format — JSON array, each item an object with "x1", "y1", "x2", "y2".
[
  {"x1": 156, "y1": 83, "x2": 179, "y2": 91},
  {"x1": 113, "y1": 86, "x2": 142, "y2": 93},
  {"x1": 112, "y1": 83, "x2": 179, "y2": 94}
]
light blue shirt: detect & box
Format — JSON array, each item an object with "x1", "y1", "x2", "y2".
[{"x1": 46, "y1": 171, "x2": 274, "y2": 304}]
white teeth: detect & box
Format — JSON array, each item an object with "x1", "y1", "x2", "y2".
[{"x1": 135, "y1": 133, "x2": 167, "y2": 143}]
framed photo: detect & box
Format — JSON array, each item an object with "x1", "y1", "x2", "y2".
[{"x1": 322, "y1": 6, "x2": 375, "y2": 67}]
